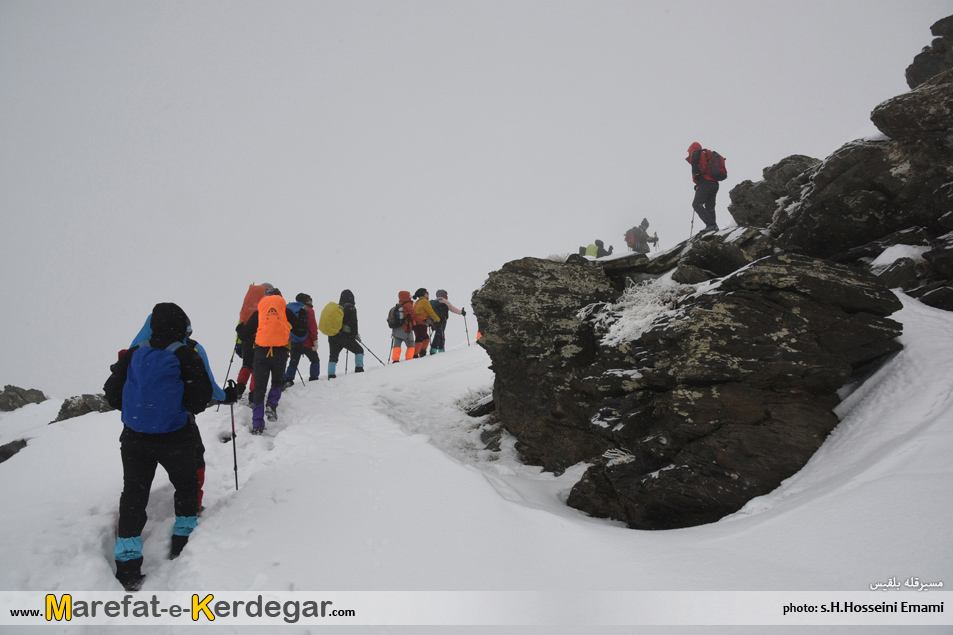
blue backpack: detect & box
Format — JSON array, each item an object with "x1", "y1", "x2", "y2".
[
  {"x1": 121, "y1": 341, "x2": 189, "y2": 434},
  {"x1": 286, "y1": 302, "x2": 309, "y2": 343}
]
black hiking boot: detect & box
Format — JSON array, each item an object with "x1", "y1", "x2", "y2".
[
  {"x1": 282, "y1": 379, "x2": 294, "y2": 389},
  {"x1": 169, "y1": 535, "x2": 189, "y2": 560},
  {"x1": 355, "y1": 367, "x2": 364, "y2": 373},
  {"x1": 115, "y1": 558, "x2": 145, "y2": 591}
]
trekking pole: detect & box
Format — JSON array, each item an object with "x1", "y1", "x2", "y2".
[
  {"x1": 361, "y1": 341, "x2": 386, "y2": 366},
  {"x1": 463, "y1": 311, "x2": 471, "y2": 346},
  {"x1": 227, "y1": 380, "x2": 239, "y2": 490},
  {"x1": 345, "y1": 350, "x2": 349, "y2": 375},
  {"x1": 297, "y1": 367, "x2": 307, "y2": 386}
]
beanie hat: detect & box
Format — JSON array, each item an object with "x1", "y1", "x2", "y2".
[
  {"x1": 265, "y1": 287, "x2": 282, "y2": 297},
  {"x1": 436, "y1": 289, "x2": 448, "y2": 299},
  {"x1": 295, "y1": 293, "x2": 312, "y2": 304},
  {"x1": 640, "y1": 218, "x2": 649, "y2": 229}
]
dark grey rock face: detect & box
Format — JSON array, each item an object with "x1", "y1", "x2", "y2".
[
  {"x1": 471, "y1": 257, "x2": 618, "y2": 472},
  {"x1": 50, "y1": 394, "x2": 114, "y2": 424},
  {"x1": 0, "y1": 385, "x2": 47, "y2": 412},
  {"x1": 906, "y1": 15, "x2": 953, "y2": 89},
  {"x1": 473, "y1": 252, "x2": 903, "y2": 530},
  {"x1": 728, "y1": 155, "x2": 821, "y2": 228}
]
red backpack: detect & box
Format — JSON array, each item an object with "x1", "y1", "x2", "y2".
[{"x1": 700, "y1": 149, "x2": 728, "y2": 181}]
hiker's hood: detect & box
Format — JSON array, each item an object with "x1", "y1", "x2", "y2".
[
  {"x1": 151, "y1": 303, "x2": 190, "y2": 341},
  {"x1": 686, "y1": 142, "x2": 702, "y2": 162}
]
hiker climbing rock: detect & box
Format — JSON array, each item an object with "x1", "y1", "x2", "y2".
[{"x1": 687, "y1": 142, "x2": 727, "y2": 233}]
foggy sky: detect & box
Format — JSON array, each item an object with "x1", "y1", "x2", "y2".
[{"x1": 1, "y1": 0, "x2": 950, "y2": 397}]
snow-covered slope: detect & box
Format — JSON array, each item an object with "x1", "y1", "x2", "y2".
[{"x1": 1, "y1": 294, "x2": 951, "y2": 633}]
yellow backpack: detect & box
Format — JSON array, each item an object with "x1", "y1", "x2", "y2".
[{"x1": 318, "y1": 302, "x2": 344, "y2": 336}]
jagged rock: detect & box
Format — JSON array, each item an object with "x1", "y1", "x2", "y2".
[
  {"x1": 0, "y1": 385, "x2": 47, "y2": 412},
  {"x1": 727, "y1": 155, "x2": 821, "y2": 228},
  {"x1": 599, "y1": 231, "x2": 765, "y2": 290},
  {"x1": 671, "y1": 263, "x2": 712, "y2": 285},
  {"x1": 0, "y1": 439, "x2": 27, "y2": 464},
  {"x1": 875, "y1": 258, "x2": 920, "y2": 290},
  {"x1": 473, "y1": 251, "x2": 903, "y2": 528},
  {"x1": 466, "y1": 393, "x2": 496, "y2": 418},
  {"x1": 873, "y1": 68, "x2": 953, "y2": 148},
  {"x1": 472, "y1": 256, "x2": 617, "y2": 472},
  {"x1": 923, "y1": 234, "x2": 953, "y2": 278},
  {"x1": 679, "y1": 235, "x2": 751, "y2": 277},
  {"x1": 50, "y1": 394, "x2": 114, "y2": 424},
  {"x1": 828, "y1": 227, "x2": 933, "y2": 264},
  {"x1": 918, "y1": 286, "x2": 953, "y2": 311},
  {"x1": 906, "y1": 15, "x2": 953, "y2": 89},
  {"x1": 565, "y1": 254, "x2": 902, "y2": 530}
]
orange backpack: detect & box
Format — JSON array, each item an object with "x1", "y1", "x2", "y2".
[
  {"x1": 256, "y1": 295, "x2": 291, "y2": 347},
  {"x1": 240, "y1": 284, "x2": 269, "y2": 324}
]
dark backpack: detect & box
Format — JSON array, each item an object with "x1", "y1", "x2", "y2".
[
  {"x1": 386, "y1": 303, "x2": 404, "y2": 329},
  {"x1": 286, "y1": 302, "x2": 309, "y2": 343},
  {"x1": 701, "y1": 149, "x2": 728, "y2": 181}
]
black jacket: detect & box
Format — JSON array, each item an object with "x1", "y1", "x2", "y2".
[{"x1": 335, "y1": 289, "x2": 359, "y2": 339}]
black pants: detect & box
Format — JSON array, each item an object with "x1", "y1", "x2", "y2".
[
  {"x1": 252, "y1": 346, "x2": 289, "y2": 405},
  {"x1": 692, "y1": 179, "x2": 719, "y2": 227},
  {"x1": 431, "y1": 322, "x2": 446, "y2": 350},
  {"x1": 328, "y1": 334, "x2": 363, "y2": 363},
  {"x1": 287, "y1": 342, "x2": 320, "y2": 375},
  {"x1": 117, "y1": 421, "x2": 199, "y2": 539}
]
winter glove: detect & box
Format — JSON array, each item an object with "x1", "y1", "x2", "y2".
[
  {"x1": 312, "y1": 340, "x2": 319, "y2": 352},
  {"x1": 461, "y1": 308, "x2": 467, "y2": 316},
  {"x1": 234, "y1": 342, "x2": 243, "y2": 359},
  {"x1": 221, "y1": 380, "x2": 239, "y2": 405}
]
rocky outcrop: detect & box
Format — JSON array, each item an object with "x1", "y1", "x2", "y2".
[
  {"x1": 567, "y1": 255, "x2": 901, "y2": 529},
  {"x1": 50, "y1": 394, "x2": 114, "y2": 424},
  {"x1": 473, "y1": 251, "x2": 902, "y2": 529},
  {"x1": 728, "y1": 155, "x2": 821, "y2": 228},
  {"x1": 0, "y1": 385, "x2": 47, "y2": 412},
  {"x1": 0, "y1": 439, "x2": 27, "y2": 464},
  {"x1": 761, "y1": 68, "x2": 953, "y2": 294},
  {"x1": 470, "y1": 17, "x2": 953, "y2": 530},
  {"x1": 472, "y1": 257, "x2": 617, "y2": 470},
  {"x1": 906, "y1": 15, "x2": 953, "y2": 89}
]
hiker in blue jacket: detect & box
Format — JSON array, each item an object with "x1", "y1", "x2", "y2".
[
  {"x1": 126, "y1": 311, "x2": 233, "y2": 513},
  {"x1": 104, "y1": 302, "x2": 214, "y2": 591}
]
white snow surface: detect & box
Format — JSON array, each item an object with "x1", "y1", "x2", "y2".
[
  {"x1": 870, "y1": 244, "x2": 932, "y2": 273},
  {"x1": 1, "y1": 293, "x2": 952, "y2": 634}
]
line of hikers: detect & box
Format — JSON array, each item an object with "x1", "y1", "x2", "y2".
[{"x1": 103, "y1": 284, "x2": 467, "y2": 590}]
